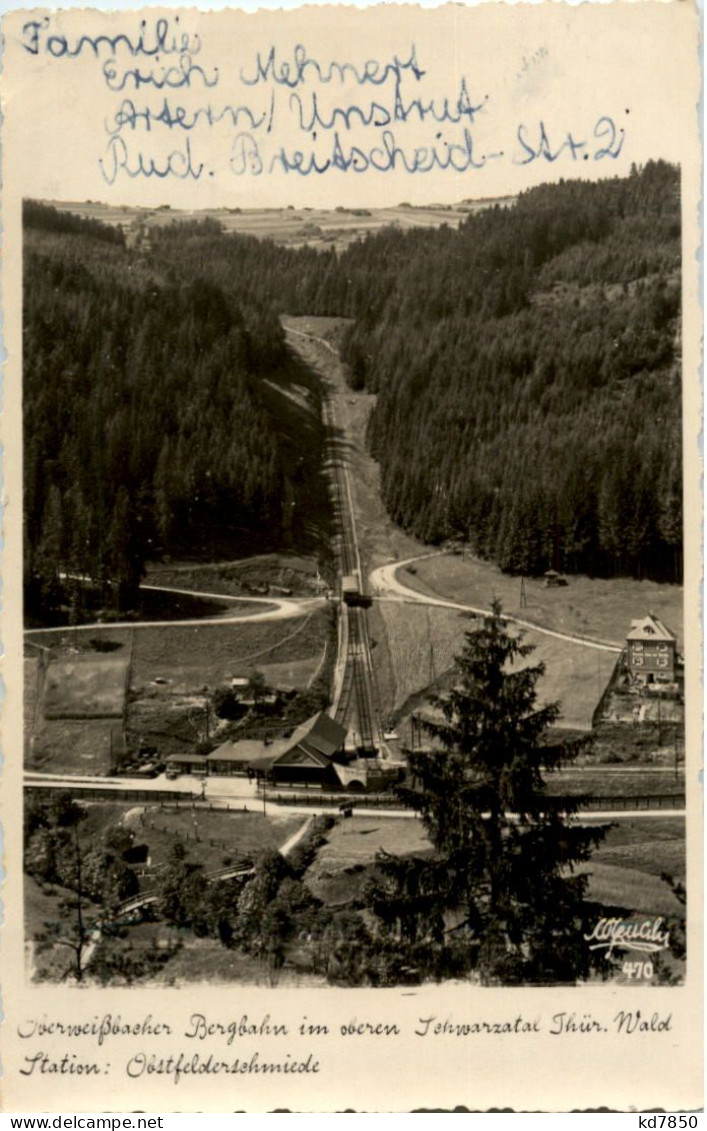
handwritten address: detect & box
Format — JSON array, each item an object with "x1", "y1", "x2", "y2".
[{"x1": 19, "y1": 16, "x2": 627, "y2": 184}]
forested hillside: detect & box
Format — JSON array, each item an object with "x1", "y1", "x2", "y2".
[
  {"x1": 24, "y1": 203, "x2": 288, "y2": 622},
  {"x1": 343, "y1": 162, "x2": 682, "y2": 581},
  {"x1": 25, "y1": 161, "x2": 682, "y2": 628},
  {"x1": 148, "y1": 162, "x2": 683, "y2": 582}
]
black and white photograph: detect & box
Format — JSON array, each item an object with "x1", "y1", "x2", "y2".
[
  {"x1": 1, "y1": 0, "x2": 702, "y2": 1112},
  {"x1": 21, "y1": 166, "x2": 688, "y2": 992}
]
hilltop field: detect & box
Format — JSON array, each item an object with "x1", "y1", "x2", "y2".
[{"x1": 45, "y1": 198, "x2": 515, "y2": 253}]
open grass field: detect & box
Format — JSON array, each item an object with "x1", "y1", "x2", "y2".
[
  {"x1": 150, "y1": 934, "x2": 327, "y2": 987},
  {"x1": 28, "y1": 719, "x2": 118, "y2": 775},
  {"x1": 589, "y1": 721, "x2": 684, "y2": 765},
  {"x1": 130, "y1": 612, "x2": 330, "y2": 690},
  {"x1": 136, "y1": 588, "x2": 262, "y2": 621},
  {"x1": 121, "y1": 806, "x2": 303, "y2": 874},
  {"x1": 25, "y1": 637, "x2": 128, "y2": 773},
  {"x1": 54, "y1": 199, "x2": 515, "y2": 256},
  {"x1": 25, "y1": 589, "x2": 267, "y2": 631},
  {"x1": 25, "y1": 612, "x2": 332, "y2": 770},
  {"x1": 580, "y1": 864, "x2": 683, "y2": 918},
  {"x1": 259, "y1": 655, "x2": 324, "y2": 691},
  {"x1": 589, "y1": 816, "x2": 685, "y2": 878},
  {"x1": 304, "y1": 813, "x2": 685, "y2": 926},
  {"x1": 305, "y1": 815, "x2": 431, "y2": 905},
  {"x1": 25, "y1": 630, "x2": 130, "y2": 654},
  {"x1": 515, "y1": 630, "x2": 619, "y2": 730},
  {"x1": 570, "y1": 815, "x2": 685, "y2": 922},
  {"x1": 64, "y1": 800, "x2": 303, "y2": 874},
  {"x1": 43, "y1": 656, "x2": 128, "y2": 719},
  {"x1": 145, "y1": 553, "x2": 324, "y2": 599},
  {"x1": 316, "y1": 814, "x2": 430, "y2": 864},
  {"x1": 409, "y1": 553, "x2": 684, "y2": 650},
  {"x1": 545, "y1": 768, "x2": 684, "y2": 798},
  {"x1": 377, "y1": 602, "x2": 470, "y2": 712},
  {"x1": 378, "y1": 601, "x2": 620, "y2": 730}
]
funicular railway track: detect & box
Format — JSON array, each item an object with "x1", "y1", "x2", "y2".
[
  {"x1": 347, "y1": 610, "x2": 377, "y2": 749},
  {"x1": 289, "y1": 327, "x2": 380, "y2": 752}
]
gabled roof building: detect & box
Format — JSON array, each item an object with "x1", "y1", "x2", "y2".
[{"x1": 626, "y1": 614, "x2": 678, "y2": 685}]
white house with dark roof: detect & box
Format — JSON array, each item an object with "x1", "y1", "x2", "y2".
[{"x1": 626, "y1": 614, "x2": 678, "y2": 685}]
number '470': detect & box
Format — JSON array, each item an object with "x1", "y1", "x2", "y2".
[{"x1": 623, "y1": 960, "x2": 654, "y2": 980}]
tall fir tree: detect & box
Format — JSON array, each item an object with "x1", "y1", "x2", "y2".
[{"x1": 398, "y1": 602, "x2": 606, "y2": 985}]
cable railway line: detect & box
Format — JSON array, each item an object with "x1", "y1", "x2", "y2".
[{"x1": 289, "y1": 327, "x2": 381, "y2": 755}]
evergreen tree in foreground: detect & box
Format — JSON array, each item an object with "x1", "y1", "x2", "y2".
[{"x1": 397, "y1": 602, "x2": 606, "y2": 985}]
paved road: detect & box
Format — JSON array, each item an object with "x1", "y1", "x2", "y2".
[
  {"x1": 25, "y1": 768, "x2": 260, "y2": 802},
  {"x1": 24, "y1": 771, "x2": 684, "y2": 822}
]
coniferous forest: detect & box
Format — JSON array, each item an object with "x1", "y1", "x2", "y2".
[
  {"x1": 23, "y1": 202, "x2": 288, "y2": 622},
  {"x1": 24, "y1": 161, "x2": 682, "y2": 622},
  {"x1": 354, "y1": 164, "x2": 682, "y2": 582}
]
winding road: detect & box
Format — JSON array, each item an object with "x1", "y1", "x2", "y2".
[
  {"x1": 25, "y1": 321, "x2": 680, "y2": 819},
  {"x1": 283, "y1": 323, "x2": 624, "y2": 673},
  {"x1": 25, "y1": 583, "x2": 323, "y2": 636},
  {"x1": 370, "y1": 553, "x2": 623, "y2": 654}
]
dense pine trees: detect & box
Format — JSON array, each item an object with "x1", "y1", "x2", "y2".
[
  {"x1": 148, "y1": 163, "x2": 682, "y2": 582},
  {"x1": 24, "y1": 162, "x2": 683, "y2": 629},
  {"x1": 350, "y1": 162, "x2": 682, "y2": 581},
  {"x1": 24, "y1": 204, "x2": 287, "y2": 622}
]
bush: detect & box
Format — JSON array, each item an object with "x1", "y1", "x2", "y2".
[
  {"x1": 287, "y1": 814, "x2": 337, "y2": 877},
  {"x1": 212, "y1": 688, "x2": 248, "y2": 720}
]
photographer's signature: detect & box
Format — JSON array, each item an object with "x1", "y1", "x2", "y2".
[{"x1": 584, "y1": 916, "x2": 671, "y2": 957}]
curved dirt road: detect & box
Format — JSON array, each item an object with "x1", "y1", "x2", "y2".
[
  {"x1": 370, "y1": 553, "x2": 623, "y2": 655},
  {"x1": 25, "y1": 583, "x2": 325, "y2": 636}
]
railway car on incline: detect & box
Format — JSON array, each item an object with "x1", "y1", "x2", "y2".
[{"x1": 341, "y1": 573, "x2": 372, "y2": 608}]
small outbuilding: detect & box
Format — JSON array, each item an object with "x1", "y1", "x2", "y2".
[
  {"x1": 165, "y1": 752, "x2": 209, "y2": 778},
  {"x1": 543, "y1": 569, "x2": 568, "y2": 588}
]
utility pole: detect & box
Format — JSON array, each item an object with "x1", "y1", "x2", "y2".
[
  {"x1": 426, "y1": 606, "x2": 437, "y2": 684},
  {"x1": 520, "y1": 577, "x2": 527, "y2": 609}
]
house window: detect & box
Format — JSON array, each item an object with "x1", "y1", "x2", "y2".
[
  {"x1": 658, "y1": 644, "x2": 669, "y2": 653},
  {"x1": 632, "y1": 643, "x2": 644, "y2": 653},
  {"x1": 657, "y1": 656, "x2": 668, "y2": 668},
  {"x1": 633, "y1": 657, "x2": 644, "y2": 666}
]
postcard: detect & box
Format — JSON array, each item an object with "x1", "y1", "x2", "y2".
[{"x1": 0, "y1": 0, "x2": 702, "y2": 1112}]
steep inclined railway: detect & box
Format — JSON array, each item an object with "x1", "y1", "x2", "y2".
[{"x1": 286, "y1": 326, "x2": 380, "y2": 753}]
